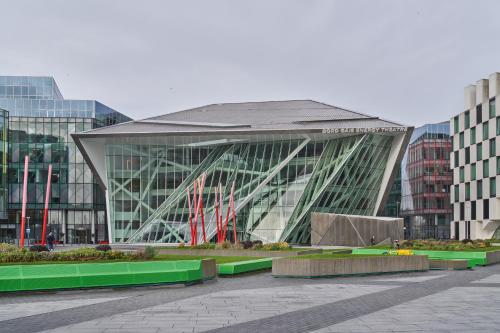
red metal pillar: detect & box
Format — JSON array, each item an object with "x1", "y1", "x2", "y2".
[
  {"x1": 192, "y1": 180, "x2": 197, "y2": 245},
  {"x1": 231, "y1": 181, "x2": 237, "y2": 243},
  {"x1": 186, "y1": 187, "x2": 194, "y2": 245},
  {"x1": 19, "y1": 155, "x2": 29, "y2": 248},
  {"x1": 41, "y1": 164, "x2": 52, "y2": 246},
  {"x1": 214, "y1": 186, "x2": 220, "y2": 243}
]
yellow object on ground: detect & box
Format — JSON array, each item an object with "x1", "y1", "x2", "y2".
[{"x1": 387, "y1": 249, "x2": 414, "y2": 256}]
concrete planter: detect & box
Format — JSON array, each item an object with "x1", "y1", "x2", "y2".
[
  {"x1": 486, "y1": 251, "x2": 500, "y2": 265},
  {"x1": 429, "y1": 259, "x2": 468, "y2": 270},
  {"x1": 272, "y1": 255, "x2": 429, "y2": 278},
  {"x1": 158, "y1": 248, "x2": 322, "y2": 258},
  {"x1": 201, "y1": 259, "x2": 217, "y2": 280}
]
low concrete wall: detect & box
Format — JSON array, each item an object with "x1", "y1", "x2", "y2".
[
  {"x1": 158, "y1": 248, "x2": 322, "y2": 257},
  {"x1": 272, "y1": 256, "x2": 429, "y2": 277},
  {"x1": 429, "y1": 259, "x2": 468, "y2": 270},
  {"x1": 201, "y1": 259, "x2": 217, "y2": 280},
  {"x1": 311, "y1": 213, "x2": 404, "y2": 247},
  {"x1": 486, "y1": 251, "x2": 500, "y2": 265}
]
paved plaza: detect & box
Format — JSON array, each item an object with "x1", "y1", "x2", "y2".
[{"x1": 1, "y1": 265, "x2": 500, "y2": 333}]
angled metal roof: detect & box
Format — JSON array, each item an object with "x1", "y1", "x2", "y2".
[{"x1": 75, "y1": 100, "x2": 407, "y2": 137}]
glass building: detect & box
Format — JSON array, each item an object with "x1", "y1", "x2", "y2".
[
  {"x1": 73, "y1": 100, "x2": 412, "y2": 244},
  {"x1": 400, "y1": 122, "x2": 452, "y2": 239},
  {"x1": 0, "y1": 76, "x2": 131, "y2": 244},
  {"x1": 382, "y1": 167, "x2": 401, "y2": 218}
]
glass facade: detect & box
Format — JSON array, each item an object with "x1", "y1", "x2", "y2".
[
  {"x1": 400, "y1": 122, "x2": 452, "y2": 239},
  {"x1": 0, "y1": 76, "x2": 131, "y2": 244},
  {"x1": 382, "y1": 167, "x2": 401, "y2": 218},
  {"x1": 104, "y1": 133, "x2": 395, "y2": 244}
]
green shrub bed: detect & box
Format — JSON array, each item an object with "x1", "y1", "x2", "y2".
[
  {"x1": 176, "y1": 241, "x2": 292, "y2": 251},
  {"x1": 0, "y1": 243, "x2": 152, "y2": 263},
  {"x1": 368, "y1": 239, "x2": 500, "y2": 252}
]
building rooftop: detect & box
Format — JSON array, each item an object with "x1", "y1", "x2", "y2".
[{"x1": 77, "y1": 100, "x2": 406, "y2": 137}]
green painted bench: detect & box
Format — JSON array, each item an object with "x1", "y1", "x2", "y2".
[
  {"x1": 351, "y1": 248, "x2": 498, "y2": 268},
  {"x1": 217, "y1": 258, "x2": 273, "y2": 275},
  {"x1": 0, "y1": 260, "x2": 204, "y2": 292}
]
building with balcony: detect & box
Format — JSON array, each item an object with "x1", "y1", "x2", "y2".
[
  {"x1": 400, "y1": 122, "x2": 452, "y2": 239},
  {"x1": 73, "y1": 100, "x2": 412, "y2": 244},
  {"x1": 0, "y1": 76, "x2": 131, "y2": 244},
  {"x1": 451, "y1": 72, "x2": 500, "y2": 240}
]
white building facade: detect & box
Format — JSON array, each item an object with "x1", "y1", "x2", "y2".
[{"x1": 451, "y1": 72, "x2": 500, "y2": 240}]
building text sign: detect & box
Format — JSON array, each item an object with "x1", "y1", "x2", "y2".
[{"x1": 322, "y1": 127, "x2": 407, "y2": 134}]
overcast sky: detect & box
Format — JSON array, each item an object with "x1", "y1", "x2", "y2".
[{"x1": 1, "y1": 0, "x2": 499, "y2": 126}]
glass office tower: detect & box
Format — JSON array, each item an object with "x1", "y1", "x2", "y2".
[
  {"x1": 74, "y1": 100, "x2": 412, "y2": 244},
  {"x1": 0, "y1": 76, "x2": 131, "y2": 244}
]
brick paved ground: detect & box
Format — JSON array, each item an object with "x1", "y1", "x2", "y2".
[{"x1": 1, "y1": 265, "x2": 500, "y2": 333}]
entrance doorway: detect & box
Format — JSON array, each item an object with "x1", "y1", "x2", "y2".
[{"x1": 74, "y1": 228, "x2": 91, "y2": 244}]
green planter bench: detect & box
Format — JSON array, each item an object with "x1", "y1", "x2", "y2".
[
  {"x1": 217, "y1": 258, "x2": 273, "y2": 275},
  {"x1": 0, "y1": 260, "x2": 205, "y2": 292},
  {"x1": 352, "y1": 248, "x2": 500, "y2": 268}
]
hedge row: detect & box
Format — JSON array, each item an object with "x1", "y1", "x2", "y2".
[{"x1": 0, "y1": 244, "x2": 155, "y2": 263}]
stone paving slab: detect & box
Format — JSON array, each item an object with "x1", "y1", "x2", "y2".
[
  {"x1": 3, "y1": 267, "x2": 500, "y2": 333},
  {"x1": 374, "y1": 274, "x2": 447, "y2": 283},
  {"x1": 0, "y1": 297, "x2": 127, "y2": 321},
  {"x1": 309, "y1": 286, "x2": 500, "y2": 333},
  {"x1": 470, "y1": 274, "x2": 500, "y2": 284},
  {"x1": 38, "y1": 284, "x2": 395, "y2": 333}
]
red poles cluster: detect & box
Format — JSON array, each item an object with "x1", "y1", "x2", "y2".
[
  {"x1": 19, "y1": 155, "x2": 52, "y2": 248},
  {"x1": 41, "y1": 164, "x2": 52, "y2": 246},
  {"x1": 186, "y1": 177, "x2": 238, "y2": 245},
  {"x1": 19, "y1": 155, "x2": 29, "y2": 248},
  {"x1": 186, "y1": 173, "x2": 207, "y2": 245},
  {"x1": 214, "y1": 181, "x2": 237, "y2": 244}
]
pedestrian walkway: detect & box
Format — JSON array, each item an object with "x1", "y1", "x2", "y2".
[{"x1": 1, "y1": 265, "x2": 499, "y2": 332}]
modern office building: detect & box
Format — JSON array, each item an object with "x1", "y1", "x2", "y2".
[
  {"x1": 73, "y1": 100, "x2": 412, "y2": 244},
  {"x1": 0, "y1": 76, "x2": 131, "y2": 244},
  {"x1": 400, "y1": 122, "x2": 452, "y2": 239},
  {"x1": 451, "y1": 72, "x2": 500, "y2": 240}
]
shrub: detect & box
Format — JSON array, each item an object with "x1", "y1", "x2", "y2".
[
  {"x1": 0, "y1": 243, "x2": 18, "y2": 253},
  {"x1": 191, "y1": 243, "x2": 215, "y2": 249},
  {"x1": 261, "y1": 242, "x2": 290, "y2": 251},
  {"x1": 95, "y1": 244, "x2": 112, "y2": 252},
  {"x1": 395, "y1": 239, "x2": 494, "y2": 251},
  {"x1": 241, "y1": 240, "x2": 253, "y2": 249},
  {"x1": 252, "y1": 240, "x2": 263, "y2": 248},
  {"x1": 215, "y1": 241, "x2": 232, "y2": 249},
  {"x1": 0, "y1": 247, "x2": 144, "y2": 263},
  {"x1": 143, "y1": 246, "x2": 157, "y2": 259},
  {"x1": 29, "y1": 245, "x2": 49, "y2": 252}
]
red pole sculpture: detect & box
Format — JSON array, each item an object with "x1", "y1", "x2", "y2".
[
  {"x1": 41, "y1": 164, "x2": 52, "y2": 246},
  {"x1": 192, "y1": 180, "x2": 198, "y2": 245},
  {"x1": 19, "y1": 155, "x2": 29, "y2": 248},
  {"x1": 214, "y1": 186, "x2": 220, "y2": 243},
  {"x1": 231, "y1": 181, "x2": 237, "y2": 243},
  {"x1": 186, "y1": 187, "x2": 194, "y2": 245},
  {"x1": 193, "y1": 174, "x2": 206, "y2": 245},
  {"x1": 200, "y1": 200, "x2": 206, "y2": 243},
  {"x1": 222, "y1": 181, "x2": 236, "y2": 242},
  {"x1": 219, "y1": 183, "x2": 223, "y2": 243},
  {"x1": 196, "y1": 174, "x2": 207, "y2": 243}
]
